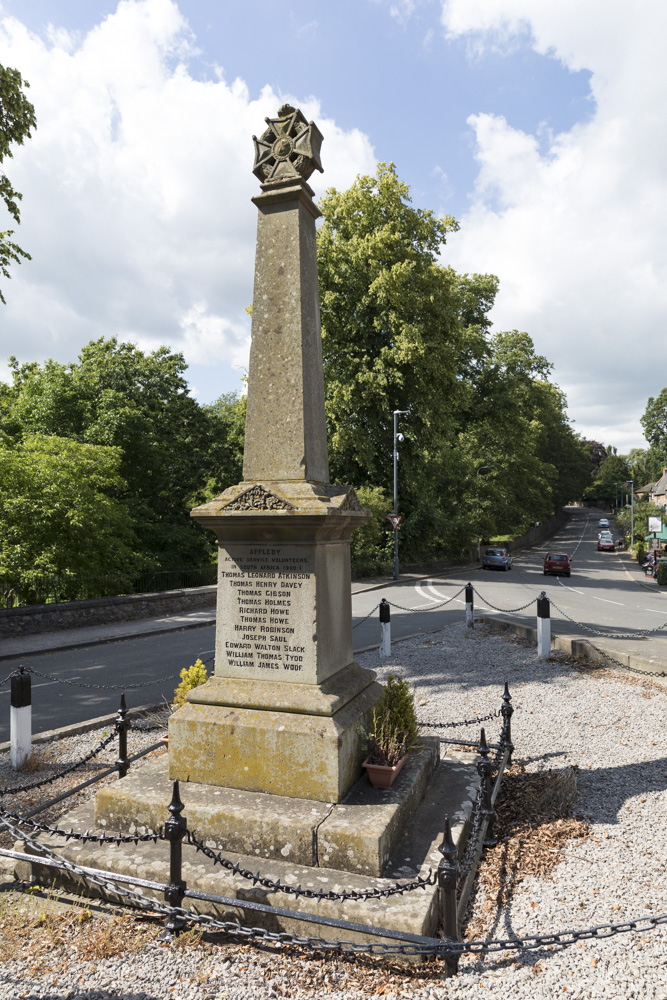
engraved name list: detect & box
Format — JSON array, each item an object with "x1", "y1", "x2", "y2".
[{"x1": 216, "y1": 545, "x2": 314, "y2": 679}]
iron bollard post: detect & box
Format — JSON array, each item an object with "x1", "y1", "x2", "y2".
[
  {"x1": 477, "y1": 729, "x2": 497, "y2": 848},
  {"x1": 10, "y1": 666, "x2": 32, "y2": 770},
  {"x1": 379, "y1": 598, "x2": 391, "y2": 658},
  {"x1": 536, "y1": 591, "x2": 551, "y2": 659},
  {"x1": 500, "y1": 681, "x2": 514, "y2": 764},
  {"x1": 437, "y1": 816, "x2": 460, "y2": 976},
  {"x1": 115, "y1": 693, "x2": 130, "y2": 778},
  {"x1": 160, "y1": 780, "x2": 188, "y2": 941},
  {"x1": 465, "y1": 583, "x2": 474, "y2": 628}
]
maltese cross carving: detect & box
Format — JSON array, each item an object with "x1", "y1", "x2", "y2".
[{"x1": 252, "y1": 104, "x2": 323, "y2": 183}]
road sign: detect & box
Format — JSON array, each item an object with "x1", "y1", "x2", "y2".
[{"x1": 387, "y1": 514, "x2": 402, "y2": 530}]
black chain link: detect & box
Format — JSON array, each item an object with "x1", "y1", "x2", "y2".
[
  {"x1": 7, "y1": 816, "x2": 663, "y2": 960},
  {"x1": 352, "y1": 603, "x2": 381, "y2": 629},
  {"x1": 186, "y1": 830, "x2": 436, "y2": 900},
  {"x1": 1, "y1": 808, "x2": 166, "y2": 845},
  {"x1": 419, "y1": 709, "x2": 501, "y2": 730},
  {"x1": 387, "y1": 586, "x2": 466, "y2": 613},
  {"x1": 0, "y1": 731, "x2": 117, "y2": 797},
  {"x1": 576, "y1": 639, "x2": 667, "y2": 679},
  {"x1": 472, "y1": 589, "x2": 536, "y2": 614},
  {"x1": 550, "y1": 600, "x2": 667, "y2": 639},
  {"x1": 25, "y1": 665, "x2": 180, "y2": 692},
  {"x1": 456, "y1": 786, "x2": 485, "y2": 882}
]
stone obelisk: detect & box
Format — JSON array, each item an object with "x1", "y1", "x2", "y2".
[{"x1": 168, "y1": 105, "x2": 380, "y2": 803}]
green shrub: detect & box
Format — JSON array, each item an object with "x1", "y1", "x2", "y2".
[
  {"x1": 173, "y1": 658, "x2": 208, "y2": 707},
  {"x1": 362, "y1": 674, "x2": 419, "y2": 766},
  {"x1": 657, "y1": 561, "x2": 667, "y2": 586}
]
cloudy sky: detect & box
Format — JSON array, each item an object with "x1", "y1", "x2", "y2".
[{"x1": 0, "y1": 0, "x2": 665, "y2": 453}]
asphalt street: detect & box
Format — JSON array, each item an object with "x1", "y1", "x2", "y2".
[{"x1": 1, "y1": 506, "x2": 665, "y2": 740}]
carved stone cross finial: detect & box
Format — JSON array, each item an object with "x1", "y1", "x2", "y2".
[{"x1": 252, "y1": 104, "x2": 324, "y2": 183}]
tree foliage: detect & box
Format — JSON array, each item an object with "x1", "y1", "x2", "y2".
[
  {"x1": 2, "y1": 338, "x2": 214, "y2": 569},
  {"x1": 0, "y1": 63, "x2": 36, "y2": 304},
  {"x1": 0, "y1": 434, "x2": 144, "y2": 594},
  {"x1": 317, "y1": 162, "x2": 590, "y2": 566}
]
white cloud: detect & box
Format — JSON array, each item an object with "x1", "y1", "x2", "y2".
[
  {"x1": 440, "y1": 0, "x2": 667, "y2": 451},
  {"x1": 0, "y1": 0, "x2": 375, "y2": 387}
]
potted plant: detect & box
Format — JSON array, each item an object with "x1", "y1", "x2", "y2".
[{"x1": 360, "y1": 674, "x2": 420, "y2": 789}]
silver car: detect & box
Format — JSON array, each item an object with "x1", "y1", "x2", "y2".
[{"x1": 482, "y1": 547, "x2": 513, "y2": 571}]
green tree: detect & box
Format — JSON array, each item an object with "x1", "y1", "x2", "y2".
[
  {"x1": 0, "y1": 434, "x2": 145, "y2": 598},
  {"x1": 0, "y1": 63, "x2": 36, "y2": 304},
  {"x1": 317, "y1": 161, "x2": 498, "y2": 559},
  {"x1": 2, "y1": 338, "x2": 213, "y2": 568},
  {"x1": 203, "y1": 392, "x2": 246, "y2": 498}
]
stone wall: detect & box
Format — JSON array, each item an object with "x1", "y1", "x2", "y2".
[{"x1": 0, "y1": 586, "x2": 216, "y2": 638}]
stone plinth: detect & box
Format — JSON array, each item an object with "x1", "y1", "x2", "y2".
[
  {"x1": 96, "y1": 738, "x2": 441, "y2": 876},
  {"x1": 170, "y1": 480, "x2": 374, "y2": 801}
]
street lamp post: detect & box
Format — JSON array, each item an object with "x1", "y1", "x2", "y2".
[
  {"x1": 393, "y1": 409, "x2": 408, "y2": 580},
  {"x1": 476, "y1": 465, "x2": 493, "y2": 561},
  {"x1": 627, "y1": 480, "x2": 634, "y2": 549}
]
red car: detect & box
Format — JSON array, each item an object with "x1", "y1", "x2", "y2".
[
  {"x1": 597, "y1": 535, "x2": 615, "y2": 552},
  {"x1": 543, "y1": 552, "x2": 571, "y2": 577}
]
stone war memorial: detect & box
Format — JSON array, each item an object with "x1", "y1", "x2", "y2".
[
  {"x1": 168, "y1": 104, "x2": 380, "y2": 802},
  {"x1": 18, "y1": 106, "x2": 481, "y2": 945}
]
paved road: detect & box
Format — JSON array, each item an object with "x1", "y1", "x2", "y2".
[
  {"x1": 352, "y1": 506, "x2": 667, "y2": 659},
  {"x1": 2, "y1": 506, "x2": 665, "y2": 739}
]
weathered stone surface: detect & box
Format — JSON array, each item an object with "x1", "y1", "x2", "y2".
[
  {"x1": 242, "y1": 177, "x2": 328, "y2": 484},
  {"x1": 95, "y1": 757, "x2": 330, "y2": 866},
  {"x1": 95, "y1": 740, "x2": 446, "y2": 877},
  {"x1": 17, "y1": 751, "x2": 480, "y2": 948},
  {"x1": 186, "y1": 661, "x2": 376, "y2": 716},
  {"x1": 318, "y1": 739, "x2": 440, "y2": 875},
  {"x1": 169, "y1": 679, "x2": 382, "y2": 802}
]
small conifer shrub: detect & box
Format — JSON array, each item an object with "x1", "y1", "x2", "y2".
[{"x1": 173, "y1": 658, "x2": 208, "y2": 707}]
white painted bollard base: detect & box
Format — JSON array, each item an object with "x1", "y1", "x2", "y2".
[
  {"x1": 466, "y1": 605, "x2": 474, "y2": 628},
  {"x1": 380, "y1": 621, "x2": 391, "y2": 658},
  {"x1": 10, "y1": 704, "x2": 32, "y2": 770},
  {"x1": 537, "y1": 617, "x2": 551, "y2": 659}
]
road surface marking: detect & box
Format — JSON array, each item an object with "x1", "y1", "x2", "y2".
[
  {"x1": 588, "y1": 596, "x2": 625, "y2": 606},
  {"x1": 415, "y1": 582, "x2": 443, "y2": 604},
  {"x1": 556, "y1": 578, "x2": 585, "y2": 595}
]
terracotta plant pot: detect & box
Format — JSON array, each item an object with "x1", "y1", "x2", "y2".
[
  {"x1": 160, "y1": 735, "x2": 169, "y2": 749},
  {"x1": 362, "y1": 753, "x2": 407, "y2": 789}
]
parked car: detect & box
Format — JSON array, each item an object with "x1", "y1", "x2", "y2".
[
  {"x1": 482, "y1": 547, "x2": 513, "y2": 571},
  {"x1": 543, "y1": 552, "x2": 571, "y2": 576},
  {"x1": 598, "y1": 518, "x2": 610, "y2": 529},
  {"x1": 597, "y1": 535, "x2": 615, "y2": 551}
]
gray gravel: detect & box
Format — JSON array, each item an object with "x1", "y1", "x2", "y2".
[{"x1": 0, "y1": 623, "x2": 665, "y2": 999}]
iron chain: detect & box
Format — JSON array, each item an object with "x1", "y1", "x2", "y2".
[
  {"x1": 352, "y1": 603, "x2": 381, "y2": 629},
  {"x1": 25, "y1": 665, "x2": 181, "y2": 692},
  {"x1": 0, "y1": 731, "x2": 117, "y2": 798},
  {"x1": 186, "y1": 831, "x2": 436, "y2": 900},
  {"x1": 550, "y1": 600, "x2": 667, "y2": 640},
  {"x1": 419, "y1": 709, "x2": 501, "y2": 731},
  {"x1": 472, "y1": 589, "x2": 536, "y2": 614},
  {"x1": 6, "y1": 816, "x2": 663, "y2": 960},
  {"x1": 387, "y1": 586, "x2": 466, "y2": 613}
]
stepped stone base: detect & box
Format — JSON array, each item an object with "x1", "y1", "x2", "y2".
[
  {"x1": 15, "y1": 750, "x2": 480, "y2": 948},
  {"x1": 95, "y1": 738, "x2": 441, "y2": 876}
]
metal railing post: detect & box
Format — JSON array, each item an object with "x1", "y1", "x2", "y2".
[
  {"x1": 536, "y1": 591, "x2": 551, "y2": 659},
  {"x1": 465, "y1": 583, "x2": 474, "y2": 628},
  {"x1": 10, "y1": 666, "x2": 32, "y2": 770},
  {"x1": 437, "y1": 816, "x2": 460, "y2": 976},
  {"x1": 160, "y1": 780, "x2": 188, "y2": 941},
  {"x1": 500, "y1": 681, "x2": 514, "y2": 764},
  {"x1": 379, "y1": 598, "x2": 391, "y2": 658},
  {"x1": 477, "y1": 729, "x2": 497, "y2": 848},
  {"x1": 115, "y1": 693, "x2": 130, "y2": 778}
]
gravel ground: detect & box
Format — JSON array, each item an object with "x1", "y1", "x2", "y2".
[{"x1": 0, "y1": 623, "x2": 665, "y2": 1000}]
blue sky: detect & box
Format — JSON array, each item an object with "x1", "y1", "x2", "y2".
[{"x1": 1, "y1": 0, "x2": 665, "y2": 453}]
